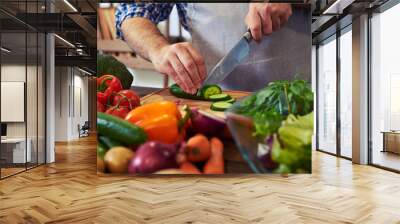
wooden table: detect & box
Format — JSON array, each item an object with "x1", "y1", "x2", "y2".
[
  {"x1": 381, "y1": 131, "x2": 400, "y2": 154},
  {"x1": 139, "y1": 88, "x2": 254, "y2": 173}
]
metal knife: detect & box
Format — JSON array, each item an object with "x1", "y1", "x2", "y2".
[{"x1": 202, "y1": 31, "x2": 253, "y2": 86}]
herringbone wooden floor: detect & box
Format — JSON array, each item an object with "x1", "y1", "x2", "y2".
[{"x1": 0, "y1": 136, "x2": 399, "y2": 224}]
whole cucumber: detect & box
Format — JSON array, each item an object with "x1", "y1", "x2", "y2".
[
  {"x1": 97, "y1": 142, "x2": 108, "y2": 159},
  {"x1": 97, "y1": 112, "x2": 147, "y2": 145},
  {"x1": 98, "y1": 135, "x2": 123, "y2": 148}
]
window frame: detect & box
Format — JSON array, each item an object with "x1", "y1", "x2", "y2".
[
  {"x1": 367, "y1": 0, "x2": 400, "y2": 173},
  {"x1": 0, "y1": 0, "x2": 48, "y2": 180},
  {"x1": 315, "y1": 23, "x2": 353, "y2": 160}
]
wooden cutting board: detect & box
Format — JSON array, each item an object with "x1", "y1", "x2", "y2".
[
  {"x1": 140, "y1": 88, "x2": 254, "y2": 173},
  {"x1": 141, "y1": 88, "x2": 250, "y2": 119}
]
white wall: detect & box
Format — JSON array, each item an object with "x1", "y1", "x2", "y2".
[
  {"x1": 72, "y1": 73, "x2": 89, "y2": 138},
  {"x1": 54, "y1": 67, "x2": 89, "y2": 141},
  {"x1": 54, "y1": 66, "x2": 69, "y2": 141},
  {"x1": 1, "y1": 64, "x2": 46, "y2": 164},
  {"x1": 1, "y1": 65, "x2": 36, "y2": 138}
]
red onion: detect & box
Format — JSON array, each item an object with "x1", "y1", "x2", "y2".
[
  {"x1": 190, "y1": 108, "x2": 226, "y2": 136},
  {"x1": 128, "y1": 141, "x2": 179, "y2": 174}
]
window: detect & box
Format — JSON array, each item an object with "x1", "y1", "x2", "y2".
[
  {"x1": 370, "y1": 2, "x2": 400, "y2": 171},
  {"x1": 339, "y1": 27, "x2": 352, "y2": 158},
  {"x1": 317, "y1": 36, "x2": 337, "y2": 154}
]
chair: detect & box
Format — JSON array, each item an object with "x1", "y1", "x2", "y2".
[{"x1": 78, "y1": 121, "x2": 90, "y2": 138}]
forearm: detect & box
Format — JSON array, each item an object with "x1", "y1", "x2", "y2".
[
  {"x1": 120, "y1": 16, "x2": 206, "y2": 94},
  {"x1": 121, "y1": 17, "x2": 169, "y2": 61}
]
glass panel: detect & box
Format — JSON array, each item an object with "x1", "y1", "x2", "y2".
[
  {"x1": 317, "y1": 37, "x2": 337, "y2": 154},
  {"x1": 339, "y1": 29, "x2": 352, "y2": 158},
  {"x1": 371, "y1": 3, "x2": 400, "y2": 171},
  {"x1": 38, "y1": 32, "x2": 45, "y2": 165},
  {"x1": 0, "y1": 0, "x2": 46, "y2": 178},
  {"x1": 27, "y1": 31, "x2": 38, "y2": 169},
  {"x1": 0, "y1": 24, "x2": 27, "y2": 178},
  {"x1": 26, "y1": 0, "x2": 40, "y2": 169}
]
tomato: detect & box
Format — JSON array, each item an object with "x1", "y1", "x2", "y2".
[
  {"x1": 112, "y1": 90, "x2": 140, "y2": 110},
  {"x1": 97, "y1": 101, "x2": 105, "y2": 112},
  {"x1": 105, "y1": 106, "x2": 130, "y2": 119}
]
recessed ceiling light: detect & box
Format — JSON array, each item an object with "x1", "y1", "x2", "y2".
[
  {"x1": 54, "y1": 34, "x2": 75, "y2": 48},
  {"x1": 323, "y1": 0, "x2": 355, "y2": 15},
  {"x1": 78, "y1": 67, "x2": 92, "y2": 76},
  {"x1": 1, "y1": 47, "x2": 11, "y2": 53},
  {"x1": 63, "y1": 0, "x2": 78, "y2": 12}
]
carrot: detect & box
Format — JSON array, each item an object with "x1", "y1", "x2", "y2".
[
  {"x1": 180, "y1": 162, "x2": 202, "y2": 174},
  {"x1": 203, "y1": 137, "x2": 224, "y2": 174},
  {"x1": 185, "y1": 134, "x2": 211, "y2": 162}
]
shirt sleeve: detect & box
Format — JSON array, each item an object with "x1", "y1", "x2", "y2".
[{"x1": 115, "y1": 3, "x2": 175, "y2": 40}]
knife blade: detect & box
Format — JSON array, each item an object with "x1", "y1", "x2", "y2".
[{"x1": 202, "y1": 31, "x2": 252, "y2": 86}]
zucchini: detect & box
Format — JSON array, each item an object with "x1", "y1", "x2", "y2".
[
  {"x1": 169, "y1": 84, "x2": 202, "y2": 100},
  {"x1": 98, "y1": 135, "x2": 123, "y2": 148},
  {"x1": 97, "y1": 142, "x2": 108, "y2": 159},
  {"x1": 209, "y1": 93, "x2": 231, "y2": 102},
  {"x1": 97, "y1": 112, "x2": 147, "y2": 145},
  {"x1": 200, "y1": 85, "x2": 222, "y2": 99},
  {"x1": 210, "y1": 102, "x2": 233, "y2": 111}
]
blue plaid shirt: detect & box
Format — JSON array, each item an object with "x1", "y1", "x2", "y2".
[{"x1": 115, "y1": 3, "x2": 188, "y2": 40}]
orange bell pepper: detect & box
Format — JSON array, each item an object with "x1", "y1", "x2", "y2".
[
  {"x1": 125, "y1": 101, "x2": 185, "y2": 144},
  {"x1": 136, "y1": 114, "x2": 181, "y2": 144},
  {"x1": 125, "y1": 101, "x2": 181, "y2": 124}
]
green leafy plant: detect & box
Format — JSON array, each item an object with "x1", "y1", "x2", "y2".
[
  {"x1": 235, "y1": 78, "x2": 314, "y2": 173},
  {"x1": 272, "y1": 112, "x2": 313, "y2": 173},
  {"x1": 237, "y1": 79, "x2": 313, "y2": 138}
]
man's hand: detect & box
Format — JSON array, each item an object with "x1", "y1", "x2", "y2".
[
  {"x1": 121, "y1": 18, "x2": 206, "y2": 94},
  {"x1": 245, "y1": 3, "x2": 292, "y2": 42},
  {"x1": 149, "y1": 42, "x2": 206, "y2": 94}
]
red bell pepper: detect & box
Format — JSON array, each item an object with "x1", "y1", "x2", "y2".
[
  {"x1": 97, "y1": 92, "x2": 108, "y2": 105},
  {"x1": 97, "y1": 101, "x2": 105, "y2": 112},
  {"x1": 97, "y1": 75, "x2": 122, "y2": 105}
]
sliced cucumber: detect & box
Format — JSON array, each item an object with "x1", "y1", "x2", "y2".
[
  {"x1": 224, "y1": 98, "x2": 236, "y2": 103},
  {"x1": 169, "y1": 84, "x2": 203, "y2": 100},
  {"x1": 200, "y1": 85, "x2": 222, "y2": 99},
  {"x1": 210, "y1": 102, "x2": 233, "y2": 111},
  {"x1": 209, "y1": 93, "x2": 231, "y2": 102}
]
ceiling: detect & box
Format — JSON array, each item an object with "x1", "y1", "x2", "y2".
[
  {"x1": 0, "y1": 0, "x2": 96, "y2": 14},
  {"x1": 312, "y1": 0, "x2": 392, "y2": 43},
  {"x1": 0, "y1": 0, "x2": 97, "y2": 73}
]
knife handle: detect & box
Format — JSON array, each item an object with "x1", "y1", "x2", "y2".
[{"x1": 244, "y1": 30, "x2": 252, "y2": 43}]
